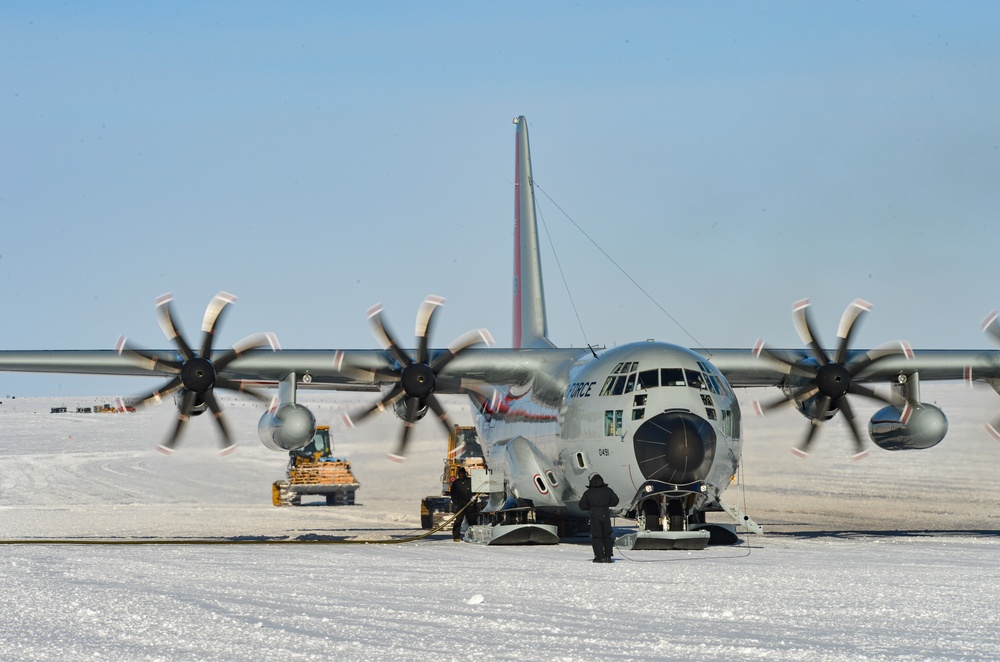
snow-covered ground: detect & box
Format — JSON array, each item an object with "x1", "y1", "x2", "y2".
[{"x1": 2, "y1": 384, "x2": 1000, "y2": 660}]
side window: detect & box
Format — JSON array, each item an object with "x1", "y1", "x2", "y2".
[
  {"x1": 604, "y1": 410, "x2": 624, "y2": 436},
  {"x1": 599, "y1": 376, "x2": 615, "y2": 396}
]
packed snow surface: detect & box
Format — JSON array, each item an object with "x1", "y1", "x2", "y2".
[{"x1": 2, "y1": 385, "x2": 1000, "y2": 660}]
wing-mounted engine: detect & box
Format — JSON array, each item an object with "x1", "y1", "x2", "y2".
[
  {"x1": 257, "y1": 373, "x2": 317, "y2": 452},
  {"x1": 772, "y1": 366, "x2": 837, "y2": 423},
  {"x1": 339, "y1": 295, "x2": 493, "y2": 460},
  {"x1": 753, "y1": 299, "x2": 913, "y2": 458},
  {"x1": 117, "y1": 292, "x2": 278, "y2": 455},
  {"x1": 867, "y1": 372, "x2": 947, "y2": 450}
]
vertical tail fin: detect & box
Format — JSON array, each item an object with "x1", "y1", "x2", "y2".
[{"x1": 512, "y1": 116, "x2": 554, "y2": 349}]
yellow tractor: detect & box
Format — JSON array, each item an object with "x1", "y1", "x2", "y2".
[
  {"x1": 272, "y1": 426, "x2": 360, "y2": 506},
  {"x1": 420, "y1": 425, "x2": 486, "y2": 528}
]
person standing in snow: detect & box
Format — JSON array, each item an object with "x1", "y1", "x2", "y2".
[
  {"x1": 448, "y1": 467, "x2": 478, "y2": 542},
  {"x1": 578, "y1": 473, "x2": 619, "y2": 563}
]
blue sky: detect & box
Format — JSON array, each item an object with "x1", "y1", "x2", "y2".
[{"x1": 3, "y1": 2, "x2": 1000, "y2": 396}]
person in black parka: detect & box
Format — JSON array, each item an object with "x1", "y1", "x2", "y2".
[
  {"x1": 578, "y1": 473, "x2": 620, "y2": 563},
  {"x1": 448, "y1": 467, "x2": 478, "y2": 541}
]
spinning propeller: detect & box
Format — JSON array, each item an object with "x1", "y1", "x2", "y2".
[
  {"x1": 340, "y1": 295, "x2": 493, "y2": 461},
  {"x1": 752, "y1": 298, "x2": 913, "y2": 459},
  {"x1": 116, "y1": 292, "x2": 277, "y2": 455},
  {"x1": 978, "y1": 311, "x2": 1000, "y2": 440}
]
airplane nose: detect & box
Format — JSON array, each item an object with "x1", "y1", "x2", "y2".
[{"x1": 633, "y1": 411, "x2": 716, "y2": 483}]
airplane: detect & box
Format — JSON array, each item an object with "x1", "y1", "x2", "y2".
[{"x1": 3, "y1": 116, "x2": 1000, "y2": 548}]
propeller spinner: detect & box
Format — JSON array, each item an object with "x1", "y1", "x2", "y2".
[
  {"x1": 117, "y1": 292, "x2": 277, "y2": 455},
  {"x1": 340, "y1": 295, "x2": 493, "y2": 461},
  {"x1": 753, "y1": 298, "x2": 913, "y2": 459}
]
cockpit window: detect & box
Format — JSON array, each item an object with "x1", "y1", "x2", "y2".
[
  {"x1": 698, "y1": 360, "x2": 731, "y2": 397},
  {"x1": 637, "y1": 369, "x2": 658, "y2": 389},
  {"x1": 603, "y1": 361, "x2": 641, "y2": 396},
  {"x1": 661, "y1": 368, "x2": 685, "y2": 386},
  {"x1": 685, "y1": 369, "x2": 706, "y2": 390}
]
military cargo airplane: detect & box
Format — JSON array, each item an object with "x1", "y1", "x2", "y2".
[{"x1": 3, "y1": 116, "x2": 999, "y2": 546}]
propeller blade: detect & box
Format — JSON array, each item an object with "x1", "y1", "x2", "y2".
[
  {"x1": 159, "y1": 389, "x2": 196, "y2": 454},
  {"x1": 415, "y1": 295, "x2": 445, "y2": 364},
  {"x1": 752, "y1": 339, "x2": 819, "y2": 380},
  {"x1": 430, "y1": 328, "x2": 495, "y2": 373},
  {"x1": 134, "y1": 376, "x2": 183, "y2": 407},
  {"x1": 334, "y1": 351, "x2": 401, "y2": 382},
  {"x1": 835, "y1": 396, "x2": 867, "y2": 457},
  {"x1": 342, "y1": 383, "x2": 405, "y2": 428},
  {"x1": 835, "y1": 299, "x2": 872, "y2": 365},
  {"x1": 792, "y1": 298, "x2": 831, "y2": 365},
  {"x1": 200, "y1": 291, "x2": 237, "y2": 358},
  {"x1": 368, "y1": 304, "x2": 412, "y2": 368},
  {"x1": 985, "y1": 420, "x2": 1000, "y2": 441},
  {"x1": 214, "y1": 332, "x2": 280, "y2": 371},
  {"x1": 389, "y1": 420, "x2": 415, "y2": 463},
  {"x1": 116, "y1": 336, "x2": 182, "y2": 373},
  {"x1": 847, "y1": 341, "x2": 914, "y2": 377},
  {"x1": 753, "y1": 383, "x2": 821, "y2": 417},
  {"x1": 155, "y1": 293, "x2": 195, "y2": 360},
  {"x1": 978, "y1": 312, "x2": 1000, "y2": 439},
  {"x1": 201, "y1": 389, "x2": 235, "y2": 455},
  {"x1": 425, "y1": 393, "x2": 455, "y2": 437},
  {"x1": 391, "y1": 397, "x2": 422, "y2": 459},
  {"x1": 795, "y1": 395, "x2": 831, "y2": 456},
  {"x1": 846, "y1": 382, "x2": 894, "y2": 407},
  {"x1": 982, "y1": 311, "x2": 1000, "y2": 345}
]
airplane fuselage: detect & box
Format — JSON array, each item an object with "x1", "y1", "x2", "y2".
[{"x1": 474, "y1": 341, "x2": 742, "y2": 522}]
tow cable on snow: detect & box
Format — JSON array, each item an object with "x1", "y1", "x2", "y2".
[{"x1": 0, "y1": 501, "x2": 473, "y2": 546}]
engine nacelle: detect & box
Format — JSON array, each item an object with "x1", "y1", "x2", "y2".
[
  {"x1": 257, "y1": 403, "x2": 316, "y2": 452},
  {"x1": 868, "y1": 404, "x2": 947, "y2": 451},
  {"x1": 789, "y1": 389, "x2": 837, "y2": 422},
  {"x1": 393, "y1": 398, "x2": 427, "y2": 422},
  {"x1": 173, "y1": 390, "x2": 207, "y2": 416}
]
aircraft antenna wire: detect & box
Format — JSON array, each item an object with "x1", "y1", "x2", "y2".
[
  {"x1": 534, "y1": 183, "x2": 707, "y2": 354},
  {"x1": 535, "y1": 190, "x2": 591, "y2": 349}
]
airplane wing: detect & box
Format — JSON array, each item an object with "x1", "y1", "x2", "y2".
[
  {"x1": 706, "y1": 347, "x2": 1000, "y2": 387},
  {"x1": 0, "y1": 347, "x2": 588, "y2": 393}
]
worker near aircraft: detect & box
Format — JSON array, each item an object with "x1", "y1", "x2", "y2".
[
  {"x1": 579, "y1": 474, "x2": 620, "y2": 563},
  {"x1": 449, "y1": 467, "x2": 478, "y2": 542}
]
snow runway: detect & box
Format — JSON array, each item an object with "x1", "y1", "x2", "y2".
[{"x1": 3, "y1": 387, "x2": 1000, "y2": 660}]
